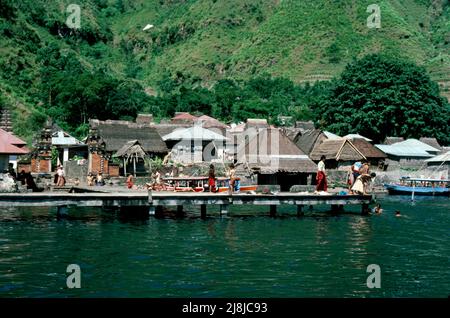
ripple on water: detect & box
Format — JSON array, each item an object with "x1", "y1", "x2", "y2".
[{"x1": 0, "y1": 196, "x2": 448, "y2": 297}]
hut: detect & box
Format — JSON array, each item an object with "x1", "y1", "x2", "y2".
[
  {"x1": 87, "y1": 119, "x2": 168, "y2": 176},
  {"x1": 237, "y1": 128, "x2": 317, "y2": 191},
  {"x1": 348, "y1": 138, "x2": 387, "y2": 168},
  {"x1": 294, "y1": 129, "x2": 328, "y2": 156},
  {"x1": 309, "y1": 138, "x2": 386, "y2": 169},
  {"x1": 171, "y1": 112, "x2": 198, "y2": 124},
  {"x1": 113, "y1": 140, "x2": 148, "y2": 177},
  {"x1": 197, "y1": 115, "x2": 228, "y2": 130},
  {"x1": 342, "y1": 133, "x2": 372, "y2": 142},
  {"x1": 161, "y1": 123, "x2": 228, "y2": 164}
]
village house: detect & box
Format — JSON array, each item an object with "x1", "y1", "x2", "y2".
[
  {"x1": 375, "y1": 138, "x2": 441, "y2": 169},
  {"x1": 0, "y1": 128, "x2": 29, "y2": 171},
  {"x1": 294, "y1": 129, "x2": 329, "y2": 156},
  {"x1": 309, "y1": 138, "x2": 387, "y2": 170},
  {"x1": 51, "y1": 129, "x2": 87, "y2": 166},
  {"x1": 236, "y1": 127, "x2": 317, "y2": 191},
  {"x1": 161, "y1": 122, "x2": 228, "y2": 164},
  {"x1": 425, "y1": 151, "x2": 450, "y2": 179},
  {"x1": 86, "y1": 119, "x2": 168, "y2": 176}
]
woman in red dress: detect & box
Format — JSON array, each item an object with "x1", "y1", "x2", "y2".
[
  {"x1": 316, "y1": 155, "x2": 328, "y2": 192},
  {"x1": 208, "y1": 164, "x2": 216, "y2": 192}
]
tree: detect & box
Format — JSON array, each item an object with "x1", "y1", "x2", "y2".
[{"x1": 315, "y1": 54, "x2": 450, "y2": 144}]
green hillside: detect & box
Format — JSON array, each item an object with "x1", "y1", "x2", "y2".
[{"x1": 0, "y1": 0, "x2": 449, "y2": 142}]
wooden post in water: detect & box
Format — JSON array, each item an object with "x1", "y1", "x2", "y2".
[
  {"x1": 176, "y1": 205, "x2": 184, "y2": 217},
  {"x1": 297, "y1": 205, "x2": 304, "y2": 217},
  {"x1": 148, "y1": 189, "x2": 155, "y2": 216},
  {"x1": 361, "y1": 203, "x2": 369, "y2": 215},
  {"x1": 200, "y1": 204, "x2": 207, "y2": 218},
  {"x1": 270, "y1": 205, "x2": 277, "y2": 217},
  {"x1": 57, "y1": 205, "x2": 69, "y2": 217},
  {"x1": 220, "y1": 204, "x2": 229, "y2": 216}
]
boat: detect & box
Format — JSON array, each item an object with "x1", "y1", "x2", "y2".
[
  {"x1": 383, "y1": 177, "x2": 449, "y2": 196},
  {"x1": 215, "y1": 177, "x2": 257, "y2": 193},
  {"x1": 158, "y1": 176, "x2": 257, "y2": 193}
]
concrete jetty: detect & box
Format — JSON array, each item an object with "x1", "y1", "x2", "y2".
[{"x1": 0, "y1": 189, "x2": 374, "y2": 217}]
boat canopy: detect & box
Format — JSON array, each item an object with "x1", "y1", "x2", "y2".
[{"x1": 400, "y1": 177, "x2": 449, "y2": 182}]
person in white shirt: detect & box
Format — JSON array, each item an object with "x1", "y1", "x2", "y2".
[{"x1": 56, "y1": 166, "x2": 65, "y2": 187}]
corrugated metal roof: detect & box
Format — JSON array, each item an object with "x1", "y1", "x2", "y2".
[
  {"x1": 0, "y1": 128, "x2": 26, "y2": 146},
  {"x1": 424, "y1": 151, "x2": 450, "y2": 163},
  {"x1": 375, "y1": 138, "x2": 437, "y2": 157}
]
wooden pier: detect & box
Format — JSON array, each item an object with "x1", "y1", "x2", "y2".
[{"x1": 0, "y1": 191, "x2": 374, "y2": 216}]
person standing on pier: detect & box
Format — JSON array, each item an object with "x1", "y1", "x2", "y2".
[
  {"x1": 228, "y1": 163, "x2": 236, "y2": 194},
  {"x1": 56, "y1": 165, "x2": 66, "y2": 187},
  {"x1": 208, "y1": 164, "x2": 216, "y2": 192},
  {"x1": 126, "y1": 174, "x2": 134, "y2": 189},
  {"x1": 316, "y1": 155, "x2": 328, "y2": 192}
]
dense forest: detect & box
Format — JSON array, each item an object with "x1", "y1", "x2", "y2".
[{"x1": 0, "y1": 0, "x2": 449, "y2": 144}]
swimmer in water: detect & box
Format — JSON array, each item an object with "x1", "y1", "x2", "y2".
[
  {"x1": 395, "y1": 210, "x2": 401, "y2": 217},
  {"x1": 373, "y1": 203, "x2": 383, "y2": 214}
]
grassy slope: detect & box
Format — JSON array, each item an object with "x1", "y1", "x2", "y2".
[
  {"x1": 0, "y1": 0, "x2": 449, "y2": 141},
  {"x1": 121, "y1": 0, "x2": 449, "y2": 86}
]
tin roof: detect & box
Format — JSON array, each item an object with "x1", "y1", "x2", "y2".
[{"x1": 375, "y1": 139, "x2": 439, "y2": 158}]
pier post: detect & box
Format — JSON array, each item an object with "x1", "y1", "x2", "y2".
[
  {"x1": 149, "y1": 205, "x2": 156, "y2": 216},
  {"x1": 57, "y1": 205, "x2": 69, "y2": 218},
  {"x1": 200, "y1": 204, "x2": 207, "y2": 218},
  {"x1": 176, "y1": 205, "x2": 184, "y2": 217},
  {"x1": 148, "y1": 189, "x2": 153, "y2": 204},
  {"x1": 220, "y1": 204, "x2": 229, "y2": 216},
  {"x1": 297, "y1": 205, "x2": 304, "y2": 217},
  {"x1": 270, "y1": 205, "x2": 277, "y2": 217},
  {"x1": 361, "y1": 203, "x2": 370, "y2": 215}
]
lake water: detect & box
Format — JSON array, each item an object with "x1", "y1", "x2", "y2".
[{"x1": 0, "y1": 195, "x2": 448, "y2": 297}]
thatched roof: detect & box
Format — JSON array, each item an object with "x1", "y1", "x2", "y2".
[
  {"x1": 383, "y1": 136, "x2": 404, "y2": 145},
  {"x1": 237, "y1": 128, "x2": 317, "y2": 173},
  {"x1": 310, "y1": 139, "x2": 366, "y2": 161},
  {"x1": 294, "y1": 129, "x2": 327, "y2": 155},
  {"x1": 245, "y1": 118, "x2": 269, "y2": 129},
  {"x1": 89, "y1": 119, "x2": 168, "y2": 153},
  {"x1": 350, "y1": 139, "x2": 387, "y2": 159},
  {"x1": 197, "y1": 115, "x2": 228, "y2": 129},
  {"x1": 295, "y1": 120, "x2": 315, "y2": 132},
  {"x1": 282, "y1": 127, "x2": 302, "y2": 142},
  {"x1": 419, "y1": 137, "x2": 442, "y2": 150},
  {"x1": 171, "y1": 112, "x2": 198, "y2": 124},
  {"x1": 114, "y1": 140, "x2": 147, "y2": 159},
  {"x1": 343, "y1": 133, "x2": 372, "y2": 141}
]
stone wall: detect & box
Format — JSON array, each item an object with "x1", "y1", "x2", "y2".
[{"x1": 65, "y1": 160, "x2": 89, "y2": 183}]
